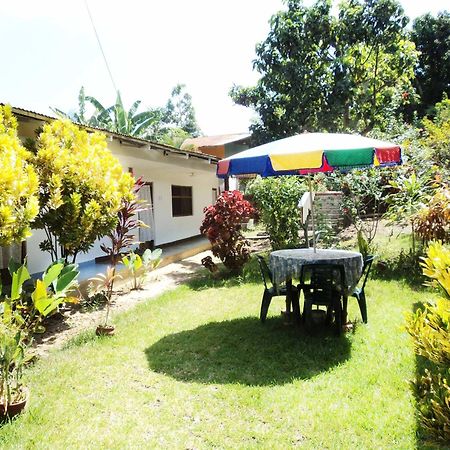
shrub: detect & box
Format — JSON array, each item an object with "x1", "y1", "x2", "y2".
[
  {"x1": 415, "y1": 187, "x2": 450, "y2": 244},
  {"x1": 200, "y1": 191, "x2": 255, "y2": 274},
  {"x1": 32, "y1": 119, "x2": 135, "y2": 262},
  {"x1": 246, "y1": 176, "x2": 306, "y2": 250},
  {"x1": 0, "y1": 105, "x2": 39, "y2": 246},
  {"x1": 405, "y1": 242, "x2": 450, "y2": 442}
]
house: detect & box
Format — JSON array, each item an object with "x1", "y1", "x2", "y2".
[
  {"x1": 181, "y1": 133, "x2": 251, "y2": 190},
  {"x1": 0, "y1": 107, "x2": 220, "y2": 275},
  {"x1": 181, "y1": 133, "x2": 251, "y2": 159}
]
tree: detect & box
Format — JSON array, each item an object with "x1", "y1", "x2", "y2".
[
  {"x1": 230, "y1": 0, "x2": 418, "y2": 143},
  {"x1": 247, "y1": 176, "x2": 306, "y2": 250},
  {"x1": 411, "y1": 12, "x2": 450, "y2": 117},
  {"x1": 163, "y1": 84, "x2": 200, "y2": 136},
  {"x1": 53, "y1": 85, "x2": 201, "y2": 145},
  {"x1": 32, "y1": 119, "x2": 135, "y2": 262},
  {"x1": 0, "y1": 105, "x2": 39, "y2": 246}
]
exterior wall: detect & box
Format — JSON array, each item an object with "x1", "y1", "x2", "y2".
[{"x1": 8, "y1": 116, "x2": 219, "y2": 274}]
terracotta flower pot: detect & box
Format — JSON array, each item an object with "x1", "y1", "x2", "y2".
[
  {"x1": 0, "y1": 387, "x2": 28, "y2": 420},
  {"x1": 96, "y1": 325, "x2": 115, "y2": 336}
]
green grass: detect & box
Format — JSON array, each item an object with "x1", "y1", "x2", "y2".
[{"x1": 0, "y1": 261, "x2": 434, "y2": 449}]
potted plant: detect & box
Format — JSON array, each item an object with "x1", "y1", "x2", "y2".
[
  {"x1": 0, "y1": 321, "x2": 30, "y2": 419},
  {"x1": 0, "y1": 259, "x2": 80, "y2": 418},
  {"x1": 90, "y1": 267, "x2": 121, "y2": 336}
]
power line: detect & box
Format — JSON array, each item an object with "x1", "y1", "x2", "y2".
[{"x1": 84, "y1": 0, "x2": 118, "y2": 93}]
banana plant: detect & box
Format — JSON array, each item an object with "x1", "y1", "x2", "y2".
[
  {"x1": 1, "y1": 259, "x2": 80, "y2": 333},
  {"x1": 122, "y1": 248, "x2": 162, "y2": 290}
]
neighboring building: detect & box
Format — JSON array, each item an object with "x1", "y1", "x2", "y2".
[
  {"x1": 181, "y1": 133, "x2": 251, "y2": 190},
  {"x1": 0, "y1": 107, "x2": 220, "y2": 274},
  {"x1": 181, "y1": 133, "x2": 251, "y2": 159}
]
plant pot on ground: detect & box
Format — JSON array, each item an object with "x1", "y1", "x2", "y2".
[
  {"x1": 95, "y1": 324, "x2": 115, "y2": 336},
  {"x1": 0, "y1": 386, "x2": 28, "y2": 421}
]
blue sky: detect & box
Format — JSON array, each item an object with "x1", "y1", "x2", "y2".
[{"x1": 1, "y1": 0, "x2": 448, "y2": 135}]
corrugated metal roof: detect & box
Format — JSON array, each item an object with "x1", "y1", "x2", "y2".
[
  {"x1": 181, "y1": 133, "x2": 251, "y2": 150},
  {"x1": 6, "y1": 105, "x2": 219, "y2": 163}
]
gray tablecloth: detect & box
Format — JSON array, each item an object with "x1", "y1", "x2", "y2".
[{"x1": 269, "y1": 248, "x2": 363, "y2": 292}]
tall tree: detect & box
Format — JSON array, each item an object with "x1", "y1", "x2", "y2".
[
  {"x1": 230, "y1": 0, "x2": 418, "y2": 143},
  {"x1": 164, "y1": 84, "x2": 201, "y2": 136},
  {"x1": 411, "y1": 12, "x2": 450, "y2": 117}
]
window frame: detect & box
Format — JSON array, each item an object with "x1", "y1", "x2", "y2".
[{"x1": 171, "y1": 185, "x2": 193, "y2": 217}]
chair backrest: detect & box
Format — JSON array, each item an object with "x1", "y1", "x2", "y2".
[
  {"x1": 301, "y1": 263, "x2": 346, "y2": 295},
  {"x1": 256, "y1": 255, "x2": 273, "y2": 290},
  {"x1": 360, "y1": 255, "x2": 375, "y2": 290}
]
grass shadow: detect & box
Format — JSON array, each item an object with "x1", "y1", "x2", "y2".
[{"x1": 145, "y1": 317, "x2": 351, "y2": 386}]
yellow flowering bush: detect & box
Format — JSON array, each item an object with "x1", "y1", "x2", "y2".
[
  {"x1": 406, "y1": 242, "x2": 450, "y2": 441},
  {"x1": 33, "y1": 119, "x2": 134, "y2": 261},
  {"x1": 0, "y1": 105, "x2": 39, "y2": 246}
]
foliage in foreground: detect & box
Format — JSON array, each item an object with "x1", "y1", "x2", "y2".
[
  {"x1": 406, "y1": 242, "x2": 450, "y2": 442},
  {"x1": 247, "y1": 176, "x2": 306, "y2": 250},
  {"x1": 33, "y1": 119, "x2": 135, "y2": 262},
  {"x1": 200, "y1": 191, "x2": 255, "y2": 274},
  {"x1": 0, "y1": 105, "x2": 39, "y2": 246}
]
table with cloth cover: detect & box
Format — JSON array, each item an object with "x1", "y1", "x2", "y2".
[{"x1": 269, "y1": 248, "x2": 363, "y2": 323}]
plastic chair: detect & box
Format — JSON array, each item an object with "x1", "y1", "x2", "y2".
[
  {"x1": 351, "y1": 255, "x2": 375, "y2": 323},
  {"x1": 300, "y1": 264, "x2": 346, "y2": 335},
  {"x1": 256, "y1": 255, "x2": 300, "y2": 323}
]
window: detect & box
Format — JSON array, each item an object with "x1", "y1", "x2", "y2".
[
  {"x1": 212, "y1": 188, "x2": 218, "y2": 203},
  {"x1": 172, "y1": 185, "x2": 193, "y2": 217}
]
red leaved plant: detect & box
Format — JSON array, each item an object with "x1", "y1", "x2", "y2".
[{"x1": 200, "y1": 191, "x2": 255, "y2": 274}]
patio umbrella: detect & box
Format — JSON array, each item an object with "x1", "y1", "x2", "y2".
[{"x1": 216, "y1": 132, "x2": 402, "y2": 251}]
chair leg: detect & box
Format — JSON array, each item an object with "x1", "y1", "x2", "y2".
[
  {"x1": 292, "y1": 288, "x2": 301, "y2": 325},
  {"x1": 333, "y1": 297, "x2": 342, "y2": 336},
  {"x1": 260, "y1": 290, "x2": 273, "y2": 323},
  {"x1": 357, "y1": 291, "x2": 368, "y2": 323},
  {"x1": 303, "y1": 298, "x2": 313, "y2": 332}
]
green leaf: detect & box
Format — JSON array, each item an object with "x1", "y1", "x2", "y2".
[
  {"x1": 43, "y1": 263, "x2": 64, "y2": 288},
  {"x1": 11, "y1": 265, "x2": 31, "y2": 301},
  {"x1": 55, "y1": 270, "x2": 79, "y2": 294}
]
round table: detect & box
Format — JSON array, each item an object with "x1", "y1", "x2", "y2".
[
  {"x1": 269, "y1": 248, "x2": 363, "y2": 323},
  {"x1": 269, "y1": 248, "x2": 363, "y2": 291}
]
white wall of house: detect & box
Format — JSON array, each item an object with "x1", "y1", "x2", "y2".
[{"x1": 6, "y1": 114, "x2": 219, "y2": 274}]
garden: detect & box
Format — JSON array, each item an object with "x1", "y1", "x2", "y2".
[{"x1": 1, "y1": 0, "x2": 450, "y2": 447}]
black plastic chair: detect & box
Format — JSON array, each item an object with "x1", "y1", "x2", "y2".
[
  {"x1": 300, "y1": 264, "x2": 346, "y2": 335},
  {"x1": 352, "y1": 255, "x2": 375, "y2": 323},
  {"x1": 256, "y1": 255, "x2": 300, "y2": 323}
]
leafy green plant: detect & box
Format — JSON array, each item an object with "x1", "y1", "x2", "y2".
[
  {"x1": 415, "y1": 187, "x2": 450, "y2": 244},
  {"x1": 384, "y1": 171, "x2": 432, "y2": 253},
  {"x1": 122, "y1": 248, "x2": 162, "y2": 290},
  {"x1": 1, "y1": 259, "x2": 80, "y2": 333},
  {"x1": 89, "y1": 267, "x2": 121, "y2": 329},
  {"x1": 246, "y1": 176, "x2": 306, "y2": 250},
  {"x1": 0, "y1": 259, "x2": 79, "y2": 410},
  {"x1": 405, "y1": 242, "x2": 450, "y2": 442}
]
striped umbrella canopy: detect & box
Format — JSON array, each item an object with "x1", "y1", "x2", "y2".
[
  {"x1": 216, "y1": 132, "x2": 402, "y2": 178},
  {"x1": 216, "y1": 132, "x2": 402, "y2": 252}
]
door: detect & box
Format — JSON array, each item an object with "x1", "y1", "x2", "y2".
[{"x1": 138, "y1": 183, "x2": 155, "y2": 244}]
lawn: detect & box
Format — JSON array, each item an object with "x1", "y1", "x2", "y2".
[{"x1": 0, "y1": 256, "x2": 433, "y2": 449}]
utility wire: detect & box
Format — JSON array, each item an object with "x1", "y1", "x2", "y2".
[{"x1": 84, "y1": 0, "x2": 118, "y2": 93}]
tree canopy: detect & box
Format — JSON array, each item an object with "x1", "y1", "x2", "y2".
[
  {"x1": 53, "y1": 84, "x2": 200, "y2": 147},
  {"x1": 0, "y1": 105, "x2": 39, "y2": 246},
  {"x1": 230, "y1": 0, "x2": 418, "y2": 144},
  {"x1": 411, "y1": 11, "x2": 450, "y2": 117}
]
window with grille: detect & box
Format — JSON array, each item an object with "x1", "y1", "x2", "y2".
[{"x1": 171, "y1": 185, "x2": 193, "y2": 217}]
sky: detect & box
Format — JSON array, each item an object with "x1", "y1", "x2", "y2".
[{"x1": 1, "y1": 0, "x2": 448, "y2": 136}]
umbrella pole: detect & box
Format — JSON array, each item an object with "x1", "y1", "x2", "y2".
[{"x1": 308, "y1": 176, "x2": 317, "y2": 253}]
